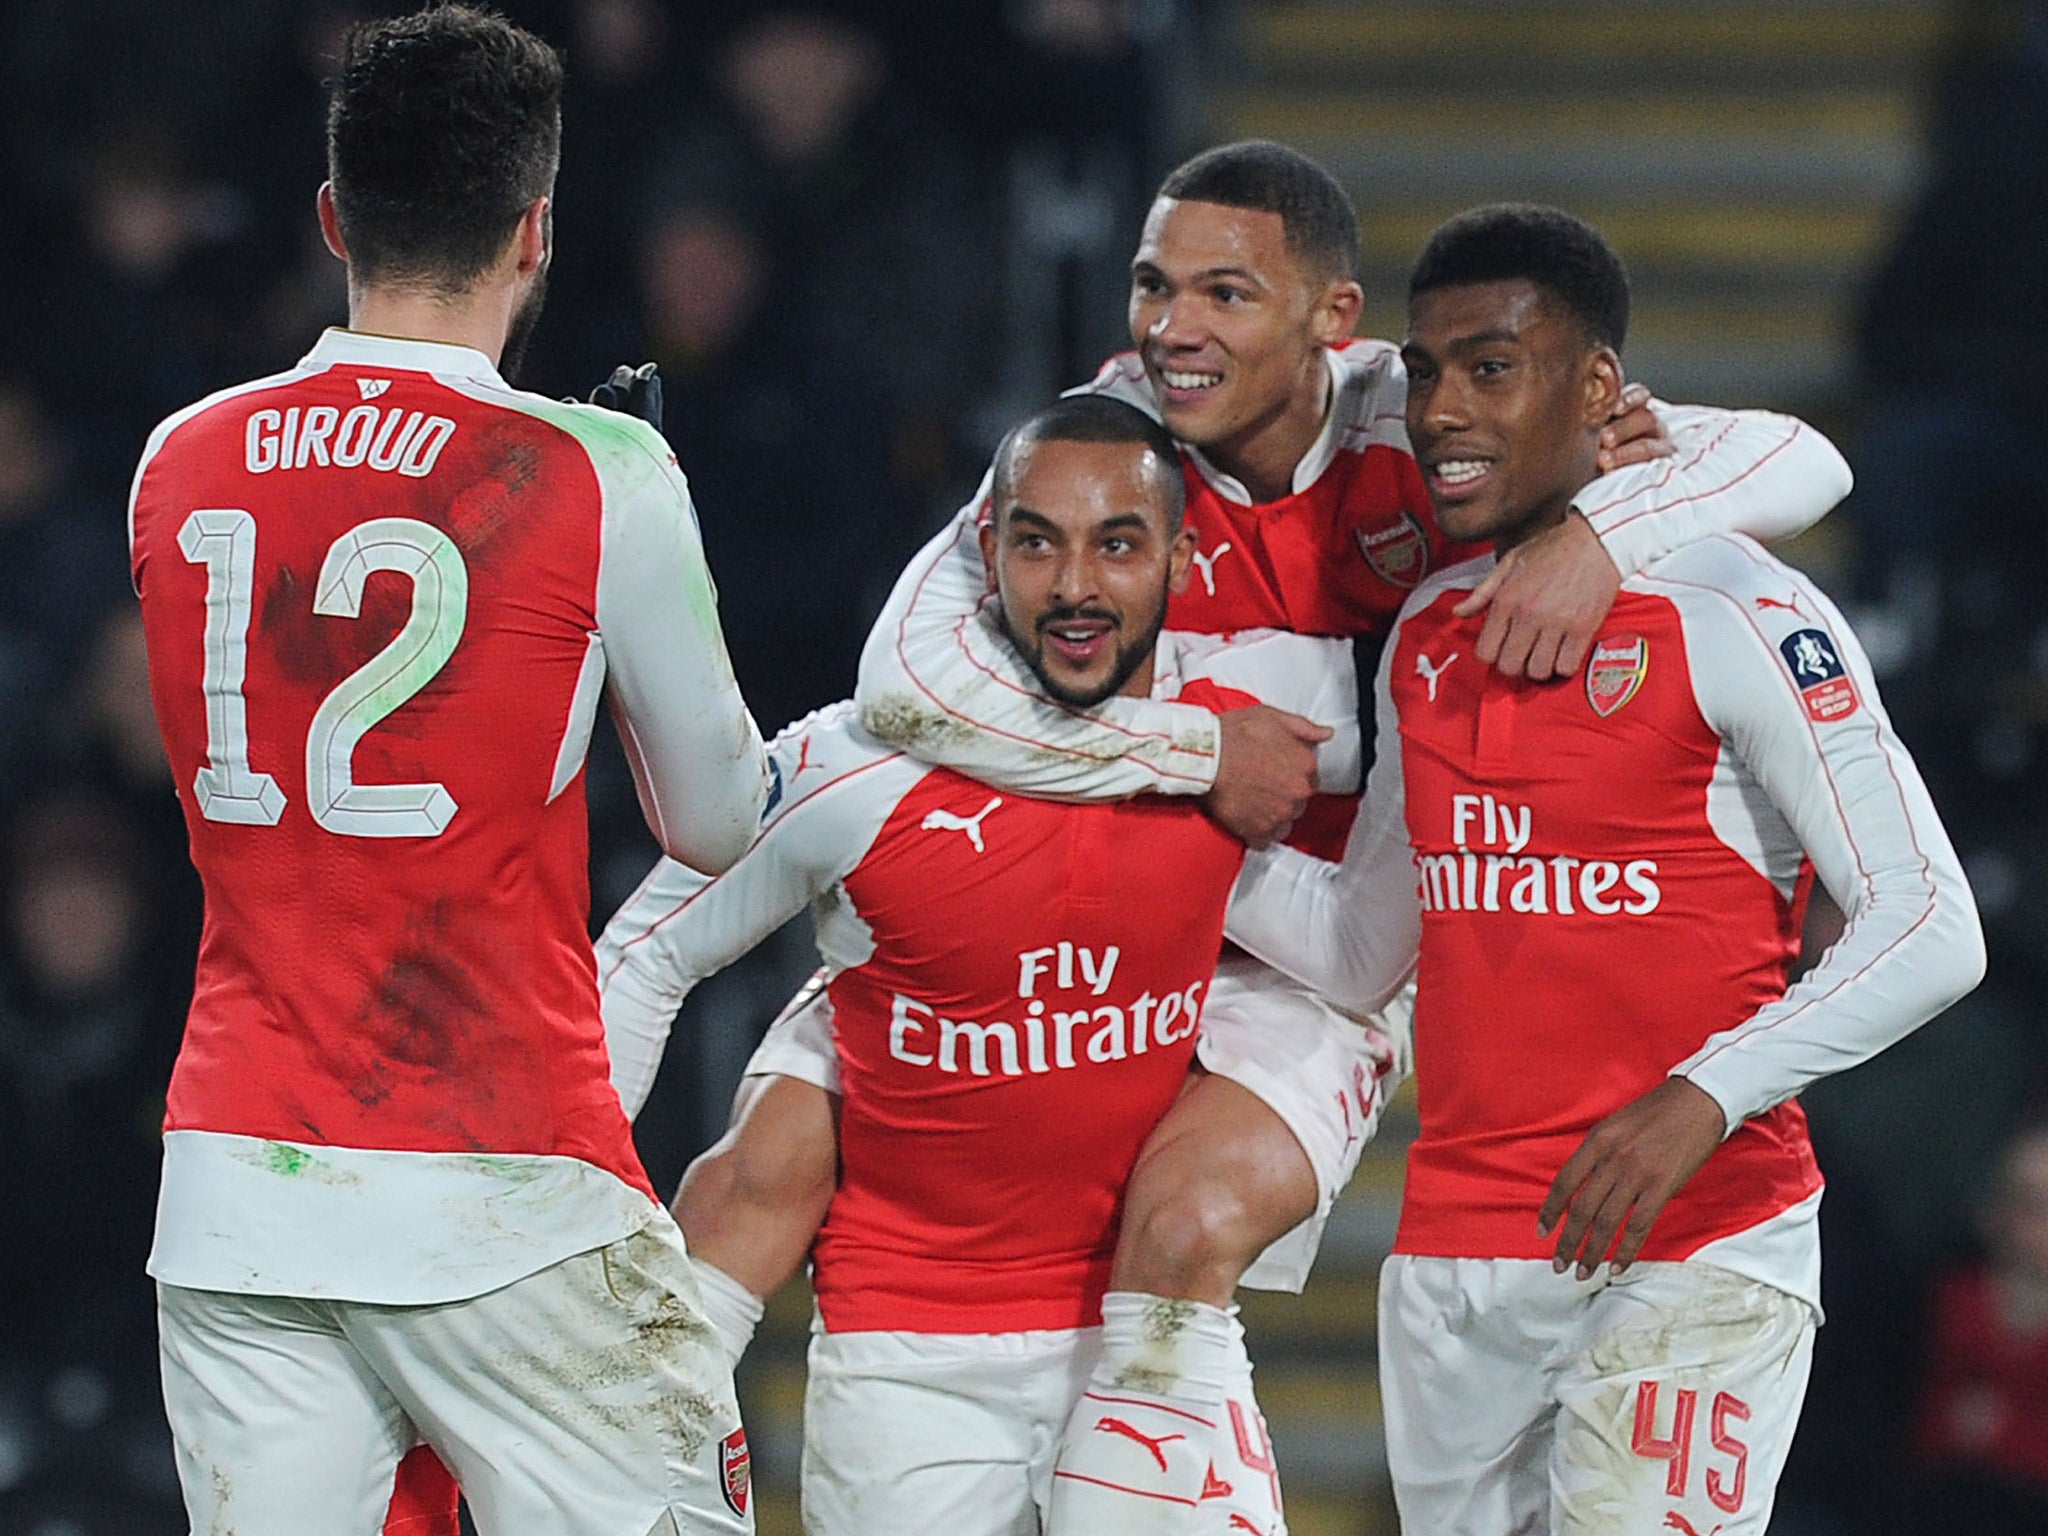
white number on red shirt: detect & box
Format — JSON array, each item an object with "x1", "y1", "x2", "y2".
[
  {"x1": 178, "y1": 509, "x2": 287, "y2": 826},
  {"x1": 177, "y1": 509, "x2": 469, "y2": 838}
]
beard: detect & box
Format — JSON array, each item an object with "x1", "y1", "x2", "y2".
[
  {"x1": 1009, "y1": 600, "x2": 1167, "y2": 710},
  {"x1": 498, "y1": 263, "x2": 549, "y2": 385}
]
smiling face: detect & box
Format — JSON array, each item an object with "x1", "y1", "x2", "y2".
[
  {"x1": 980, "y1": 435, "x2": 1195, "y2": 708},
  {"x1": 1401, "y1": 278, "x2": 1620, "y2": 550},
  {"x1": 1127, "y1": 198, "x2": 1361, "y2": 501}
]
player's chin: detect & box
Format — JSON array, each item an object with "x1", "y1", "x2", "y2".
[
  {"x1": 1153, "y1": 389, "x2": 1230, "y2": 445},
  {"x1": 1040, "y1": 661, "x2": 1123, "y2": 710},
  {"x1": 1434, "y1": 492, "x2": 1505, "y2": 547}
]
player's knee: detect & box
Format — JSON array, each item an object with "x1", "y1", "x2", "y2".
[{"x1": 1119, "y1": 1175, "x2": 1264, "y2": 1297}]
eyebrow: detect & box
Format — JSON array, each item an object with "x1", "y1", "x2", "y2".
[
  {"x1": 1132, "y1": 258, "x2": 1266, "y2": 287},
  {"x1": 1006, "y1": 506, "x2": 1156, "y2": 536},
  {"x1": 1444, "y1": 328, "x2": 1524, "y2": 350}
]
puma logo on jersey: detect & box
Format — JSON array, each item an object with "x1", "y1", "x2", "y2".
[
  {"x1": 1227, "y1": 1518, "x2": 1270, "y2": 1535},
  {"x1": 1663, "y1": 1515, "x2": 1721, "y2": 1536},
  {"x1": 1092, "y1": 1418, "x2": 1185, "y2": 1472},
  {"x1": 1191, "y1": 541, "x2": 1233, "y2": 597},
  {"x1": 790, "y1": 736, "x2": 824, "y2": 780},
  {"x1": 357, "y1": 377, "x2": 392, "y2": 400},
  {"x1": 920, "y1": 796, "x2": 1001, "y2": 853},
  {"x1": 1416, "y1": 651, "x2": 1458, "y2": 702},
  {"x1": 1753, "y1": 592, "x2": 1805, "y2": 618}
]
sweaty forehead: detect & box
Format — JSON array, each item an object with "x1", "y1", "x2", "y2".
[{"x1": 1004, "y1": 437, "x2": 1171, "y2": 528}]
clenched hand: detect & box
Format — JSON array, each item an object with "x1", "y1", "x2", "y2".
[{"x1": 1202, "y1": 704, "x2": 1331, "y2": 849}]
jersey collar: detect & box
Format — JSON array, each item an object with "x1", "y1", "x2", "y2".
[
  {"x1": 1179, "y1": 349, "x2": 1344, "y2": 506},
  {"x1": 302, "y1": 327, "x2": 506, "y2": 385}
]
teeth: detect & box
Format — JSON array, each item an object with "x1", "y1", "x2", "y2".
[
  {"x1": 1161, "y1": 369, "x2": 1222, "y2": 390},
  {"x1": 1434, "y1": 460, "x2": 1487, "y2": 485}
]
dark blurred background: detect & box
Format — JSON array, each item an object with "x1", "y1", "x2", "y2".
[{"x1": 0, "y1": 2, "x2": 2044, "y2": 1533}]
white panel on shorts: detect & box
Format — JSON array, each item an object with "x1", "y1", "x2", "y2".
[
  {"x1": 1197, "y1": 955, "x2": 1403, "y2": 1292},
  {"x1": 1379, "y1": 1255, "x2": 1816, "y2": 1536},
  {"x1": 160, "y1": 1208, "x2": 752, "y2": 1536},
  {"x1": 800, "y1": 1324, "x2": 1287, "y2": 1536}
]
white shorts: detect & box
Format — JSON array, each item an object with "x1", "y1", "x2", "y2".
[
  {"x1": 158, "y1": 1207, "x2": 753, "y2": 1536},
  {"x1": 799, "y1": 1325, "x2": 1285, "y2": 1536},
  {"x1": 1378, "y1": 1255, "x2": 1817, "y2": 1536},
  {"x1": 748, "y1": 958, "x2": 1405, "y2": 1292}
]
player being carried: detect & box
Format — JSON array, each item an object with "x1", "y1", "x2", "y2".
[
  {"x1": 676, "y1": 139, "x2": 1856, "y2": 1528},
  {"x1": 128, "y1": 9, "x2": 770, "y2": 1533},
  {"x1": 600, "y1": 394, "x2": 1367, "y2": 1532},
  {"x1": 1224, "y1": 203, "x2": 1983, "y2": 1534}
]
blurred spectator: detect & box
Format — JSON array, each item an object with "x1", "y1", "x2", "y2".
[
  {"x1": 0, "y1": 381, "x2": 129, "y2": 771},
  {"x1": 641, "y1": 7, "x2": 995, "y2": 504},
  {"x1": 1848, "y1": 1, "x2": 2048, "y2": 670},
  {"x1": 28, "y1": 127, "x2": 258, "y2": 471},
  {"x1": 1908, "y1": 1114, "x2": 2048, "y2": 1531},
  {"x1": 0, "y1": 786, "x2": 182, "y2": 1414},
  {"x1": 631, "y1": 199, "x2": 911, "y2": 735}
]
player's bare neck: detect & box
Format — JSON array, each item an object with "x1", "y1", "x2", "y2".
[
  {"x1": 1492, "y1": 504, "x2": 1568, "y2": 556},
  {"x1": 347, "y1": 280, "x2": 509, "y2": 368},
  {"x1": 1212, "y1": 362, "x2": 1332, "y2": 505}
]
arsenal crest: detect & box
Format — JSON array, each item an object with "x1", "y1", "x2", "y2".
[
  {"x1": 1355, "y1": 510, "x2": 1430, "y2": 588},
  {"x1": 719, "y1": 1426, "x2": 752, "y2": 1516},
  {"x1": 1586, "y1": 635, "x2": 1648, "y2": 717}
]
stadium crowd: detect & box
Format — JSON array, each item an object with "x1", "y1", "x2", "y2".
[{"x1": 0, "y1": 1, "x2": 2044, "y2": 1533}]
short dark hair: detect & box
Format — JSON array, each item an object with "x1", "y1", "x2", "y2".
[
  {"x1": 991, "y1": 396, "x2": 1186, "y2": 530},
  {"x1": 1408, "y1": 204, "x2": 1630, "y2": 351},
  {"x1": 1157, "y1": 140, "x2": 1360, "y2": 283},
  {"x1": 327, "y1": 5, "x2": 563, "y2": 290}
]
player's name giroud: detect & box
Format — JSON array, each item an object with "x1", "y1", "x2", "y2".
[{"x1": 244, "y1": 403, "x2": 458, "y2": 479}]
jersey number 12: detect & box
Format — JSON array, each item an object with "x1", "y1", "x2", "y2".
[{"x1": 178, "y1": 507, "x2": 468, "y2": 838}]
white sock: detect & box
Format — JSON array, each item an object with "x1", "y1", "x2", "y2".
[
  {"x1": 691, "y1": 1259, "x2": 764, "y2": 1374},
  {"x1": 1046, "y1": 1292, "x2": 1237, "y2": 1534}
]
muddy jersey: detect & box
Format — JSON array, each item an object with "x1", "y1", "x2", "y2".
[
  {"x1": 1226, "y1": 535, "x2": 1982, "y2": 1309},
  {"x1": 854, "y1": 339, "x2": 1853, "y2": 818},
  {"x1": 598, "y1": 632, "x2": 1359, "y2": 1332},
  {"x1": 132, "y1": 329, "x2": 769, "y2": 1304}
]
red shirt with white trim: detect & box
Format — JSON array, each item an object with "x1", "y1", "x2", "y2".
[
  {"x1": 598, "y1": 632, "x2": 1359, "y2": 1331},
  {"x1": 1225, "y1": 535, "x2": 1981, "y2": 1309},
  {"x1": 853, "y1": 341, "x2": 1852, "y2": 812},
  {"x1": 132, "y1": 329, "x2": 767, "y2": 1304}
]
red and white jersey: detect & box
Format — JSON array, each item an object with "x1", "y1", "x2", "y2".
[
  {"x1": 1227, "y1": 535, "x2": 1982, "y2": 1309},
  {"x1": 854, "y1": 340, "x2": 1853, "y2": 814},
  {"x1": 598, "y1": 631, "x2": 1360, "y2": 1333},
  {"x1": 131, "y1": 329, "x2": 770, "y2": 1304}
]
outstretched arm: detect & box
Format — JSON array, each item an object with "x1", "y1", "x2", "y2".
[
  {"x1": 1538, "y1": 563, "x2": 1982, "y2": 1278},
  {"x1": 597, "y1": 716, "x2": 880, "y2": 1117},
  {"x1": 1463, "y1": 405, "x2": 1854, "y2": 680},
  {"x1": 1223, "y1": 627, "x2": 1421, "y2": 1014},
  {"x1": 856, "y1": 480, "x2": 1223, "y2": 798}
]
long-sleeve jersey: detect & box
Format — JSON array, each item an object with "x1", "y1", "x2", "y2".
[
  {"x1": 131, "y1": 329, "x2": 770, "y2": 1305},
  {"x1": 855, "y1": 340, "x2": 1853, "y2": 817},
  {"x1": 597, "y1": 631, "x2": 1360, "y2": 1333},
  {"x1": 1225, "y1": 535, "x2": 1983, "y2": 1309}
]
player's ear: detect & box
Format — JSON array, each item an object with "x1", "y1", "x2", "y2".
[
  {"x1": 1311, "y1": 276, "x2": 1365, "y2": 345},
  {"x1": 978, "y1": 512, "x2": 1000, "y2": 576},
  {"x1": 515, "y1": 196, "x2": 550, "y2": 278},
  {"x1": 316, "y1": 182, "x2": 348, "y2": 263},
  {"x1": 1582, "y1": 346, "x2": 1624, "y2": 428},
  {"x1": 1166, "y1": 522, "x2": 1197, "y2": 595}
]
